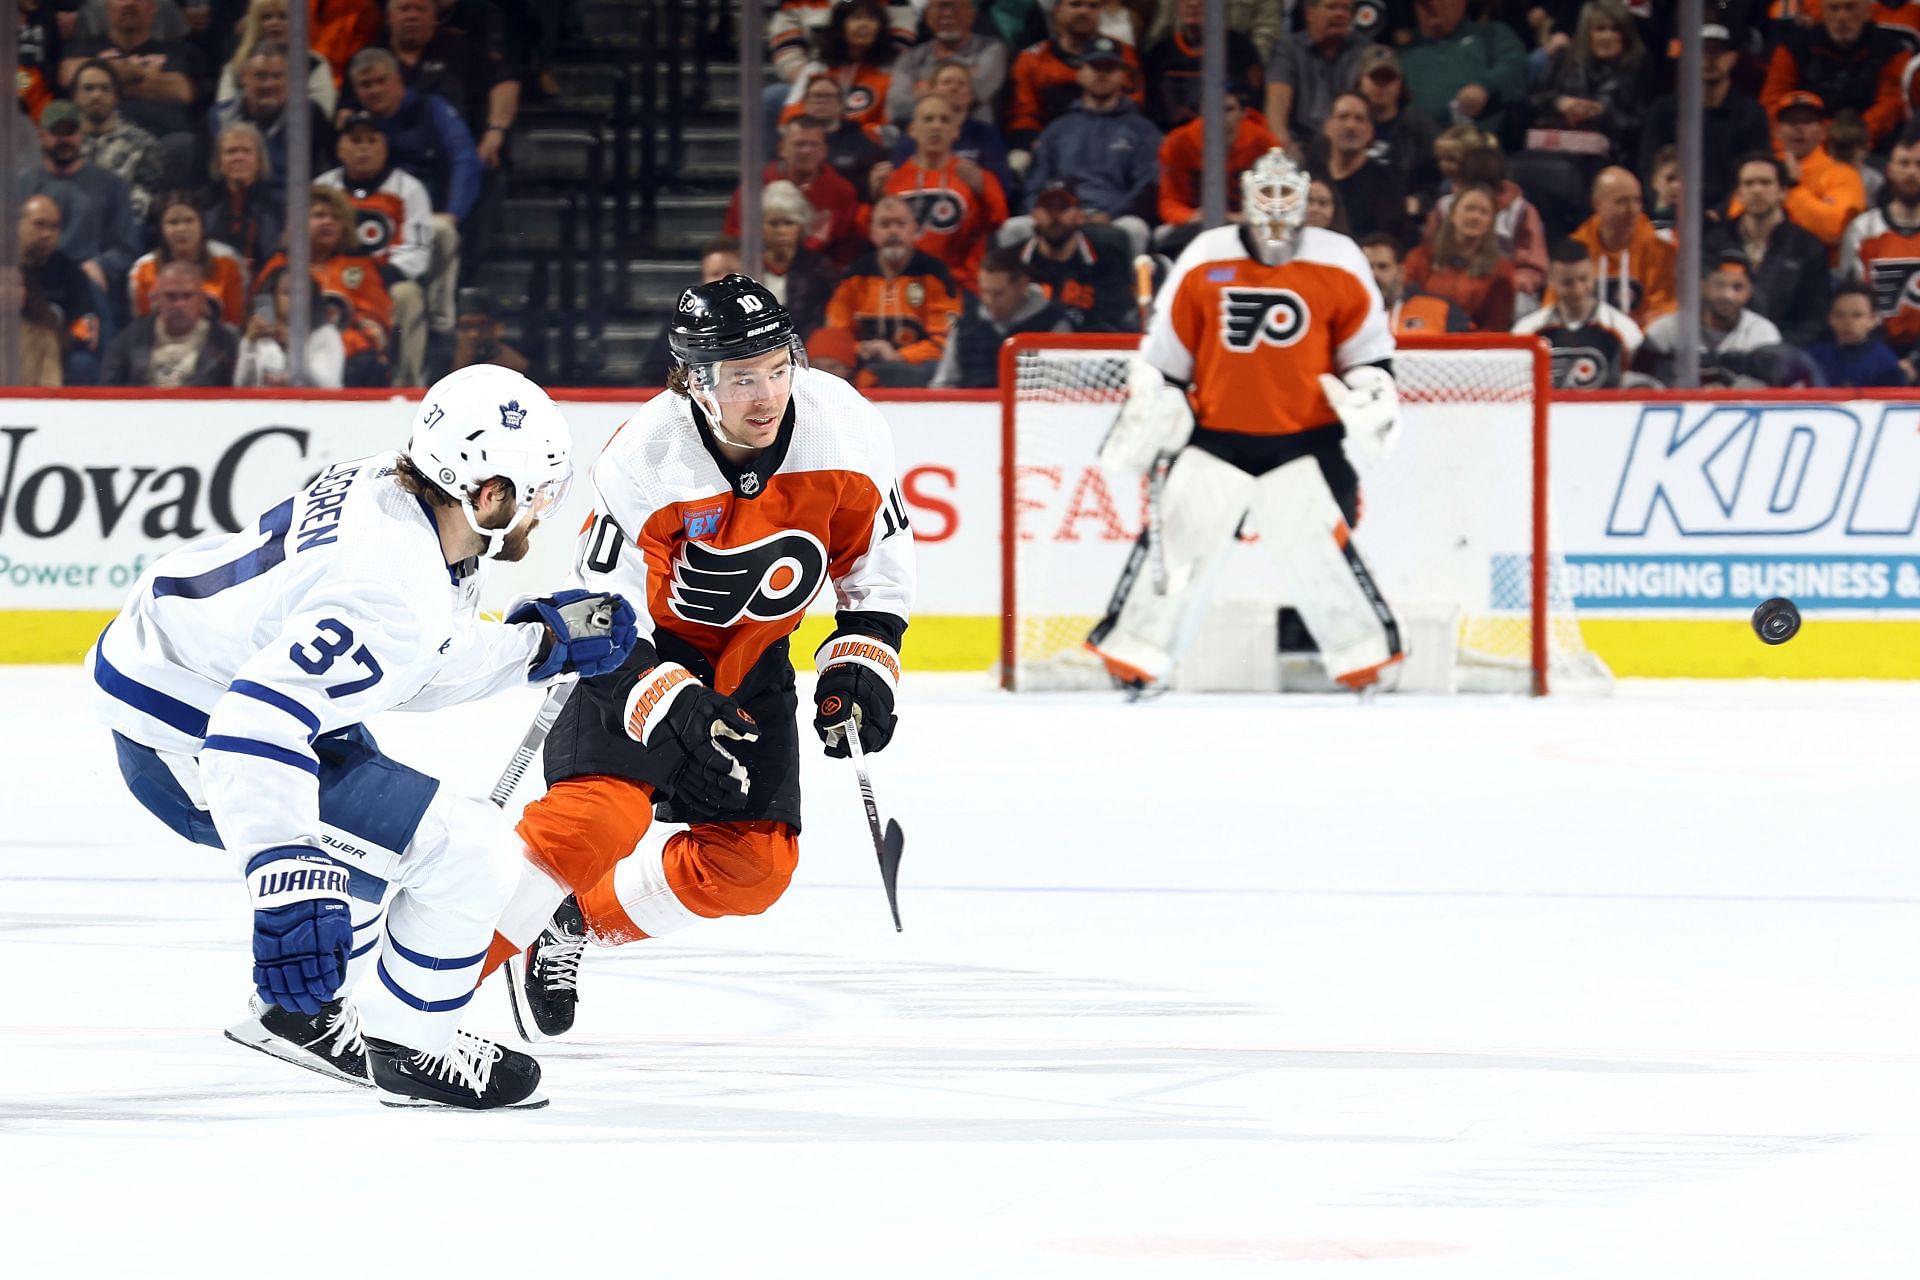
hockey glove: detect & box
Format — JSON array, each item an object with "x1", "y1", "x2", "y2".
[
  {"x1": 245, "y1": 847, "x2": 352, "y2": 1017},
  {"x1": 513, "y1": 590, "x2": 639, "y2": 682},
  {"x1": 1099, "y1": 357, "x2": 1194, "y2": 475},
  {"x1": 1319, "y1": 366, "x2": 1401, "y2": 470},
  {"x1": 623, "y1": 663, "x2": 759, "y2": 811},
  {"x1": 812, "y1": 633, "x2": 901, "y2": 757}
]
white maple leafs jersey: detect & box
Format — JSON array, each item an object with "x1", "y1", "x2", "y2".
[
  {"x1": 89, "y1": 451, "x2": 543, "y2": 862},
  {"x1": 575, "y1": 369, "x2": 915, "y2": 694}
]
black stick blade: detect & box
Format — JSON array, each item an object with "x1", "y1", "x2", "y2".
[{"x1": 879, "y1": 819, "x2": 904, "y2": 932}]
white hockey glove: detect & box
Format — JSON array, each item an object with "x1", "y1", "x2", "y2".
[
  {"x1": 1319, "y1": 365, "x2": 1401, "y2": 470},
  {"x1": 1099, "y1": 357, "x2": 1195, "y2": 475}
]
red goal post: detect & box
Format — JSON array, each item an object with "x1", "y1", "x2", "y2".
[{"x1": 997, "y1": 331, "x2": 1595, "y2": 694}]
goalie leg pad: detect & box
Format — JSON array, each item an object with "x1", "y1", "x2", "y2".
[
  {"x1": 1089, "y1": 446, "x2": 1257, "y2": 684},
  {"x1": 1249, "y1": 457, "x2": 1404, "y2": 688}
]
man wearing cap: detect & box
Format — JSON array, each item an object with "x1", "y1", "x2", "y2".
[
  {"x1": 1740, "y1": 92, "x2": 1867, "y2": 256},
  {"x1": 1707, "y1": 153, "x2": 1831, "y2": 348},
  {"x1": 1006, "y1": 0, "x2": 1143, "y2": 156},
  {"x1": 1007, "y1": 181, "x2": 1139, "y2": 332},
  {"x1": 17, "y1": 100, "x2": 139, "y2": 306},
  {"x1": 1397, "y1": 0, "x2": 1526, "y2": 141},
  {"x1": 1352, "y1": 44, "x2": 1441, "y2": 205},
  {"x1": 1022, "y1": 36, "x2": 1162, "y2": 257},
  {"x1": 1639, "y1": 24, "x2": 1773, "y2": 216},
  {"x1": 1639, "y1": 250, "x2": 1790, "y2": 387},
  {"x1": 1763, "y1": 0, "x2": 1909, "y2": 147},
  {"x1": 317, "y1": 111, "x2": 444, "y2": 386},
  {"x1": 1264, "y1": 0, "x2": 1375, "y2": 150}
]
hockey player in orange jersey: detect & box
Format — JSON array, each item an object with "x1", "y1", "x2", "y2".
[
  {"x1": 1086, "y1": 148, "x2": 1405, "y2": 696},
  {"x1": 487, "y1": 275, "x2": 916, "y2": 1039}
]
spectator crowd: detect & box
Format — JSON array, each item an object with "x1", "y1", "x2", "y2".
[
  {"x1": 725, "y1": 0, "x2": 1920, "y2": 391},
  {"x1": 9, "y1": 0, "x2": 548, "y2": 388}
]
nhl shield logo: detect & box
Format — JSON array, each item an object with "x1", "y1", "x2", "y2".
[
  {"x1": 499, "y1": 399, "x2": 528, "y2": 429},
  {"x1": 738, "y1": 472, "x2": 761, "y2": 496}
]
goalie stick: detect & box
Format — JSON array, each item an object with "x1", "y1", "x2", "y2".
[{"x1": 837, "y1": 717, "x2": 905, "y2": 931}]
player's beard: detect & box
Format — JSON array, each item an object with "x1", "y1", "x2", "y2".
[{"x1": 493, "y1": 517, "x2": 538, "y2": 562}]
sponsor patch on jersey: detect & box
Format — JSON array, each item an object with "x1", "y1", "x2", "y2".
[
  {"x1": 682, "y1": 502, "x2": 724, "y2": 539},
  {"x1": 1206, "y1": 267, "x2": 1235, "y2": 282},
  {"x1": 1220, "y1": 287, "x2": 1311, "y2": 351},
  {"x1": 343, "y1": 265, "x2": 364, "y2": 290},
  {"x1": 668, "y1": 530, "x2": 828, "y2": 628}
]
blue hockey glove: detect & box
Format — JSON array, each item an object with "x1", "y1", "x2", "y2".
[
  {"x1": 246, "y1": 847, "x2": 352, "y2": 1017},
  {"x1": 812, "y1": 633, "x2": 900, "y2": 758},
  {"x1": 513, "y1": 590, "x2": 639, "y2": 682}
]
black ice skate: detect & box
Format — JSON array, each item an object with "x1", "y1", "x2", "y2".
[
  {"x1": 224, "y1": 996, "x2": 370, "y2": 1087},
  {"x1": 367, "y1": 1030, "x2": 547, "y2": 1109},
  {"x1": 506, "y1": 895, "x2": 585, "y2": 1042}
]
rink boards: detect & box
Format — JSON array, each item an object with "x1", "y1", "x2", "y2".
[{"x1": 1, "y1": 387, "x2": 1917, "y2": 677}]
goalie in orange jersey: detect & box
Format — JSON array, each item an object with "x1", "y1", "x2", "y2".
[
  {"x1": 484, "y1": 275, "x2": 916, "y2": 1040},
  {"x1": 1086, "y1": 148, "x2": 1406, "y2": 696}
]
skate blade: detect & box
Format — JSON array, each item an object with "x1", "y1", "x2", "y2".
[
  {"x1": 503, "y1": 953, "x2": 548, "y2": 1044},
  {"x1": 223, "y1": 1018, "x2": 371, "y2": 1089},
  {"x1": 376, "y1": 1089, "x2": 550, "y2": 1111}
]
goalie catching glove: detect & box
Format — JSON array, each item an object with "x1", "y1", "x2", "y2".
[
  {"x1": 1099, "y1": 356, "x2": 1194, "y2": 475},
  {"x1": 1317, "y1": 365, "x2": 1400, "y2": 469},
  {"x1": 246, "y1": 847, "x2": 352, "y2": 1016},
  {"x1": 511, "y1": 589, "x2": 638, "y2": 682},
  {"x1": 812, "y1": 633, "x2": 900, "y2": 757},
  {"x1": 623, "y1": 663, "x2": 758, "y2": 810}
]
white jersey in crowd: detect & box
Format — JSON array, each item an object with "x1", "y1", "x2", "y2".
[
  {"x1": 89, "y1": 452, "x2": 544, "y2": 864},
  {"x1": 576, "y1": 368, "x2": 914, "y2": 694}
]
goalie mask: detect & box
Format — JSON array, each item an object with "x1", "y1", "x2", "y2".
[
  {"x1": 1242, "y1": 148, "x2": 1311, "y2": 261},
  {"x1": 669, "y1": 273, "x2": 808, "y2": 445},
  {"x1": 407, "y1": 364, "x2": 572, "y2": 559}
]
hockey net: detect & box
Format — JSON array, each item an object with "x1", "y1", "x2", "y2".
[{"x1": 998, "y1": 332, "x2": 1611, "y2": 694}]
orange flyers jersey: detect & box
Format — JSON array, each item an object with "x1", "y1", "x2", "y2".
[
  {"x1": 1841, "y1": 206, "x2": 1920, "y2": 345},
  {"x1": 574, "y1": 370, "x2": 916, "y2": 695},
  {"x1": 1142, "y1": 225, "x2": 1394, "y2": 436}
]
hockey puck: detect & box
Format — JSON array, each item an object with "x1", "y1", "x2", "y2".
[{"x1": 1751, "y1": 597, "x2": 1801, "y2": 645}]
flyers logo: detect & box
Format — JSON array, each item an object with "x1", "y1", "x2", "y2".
[
  {"x1": 844, "y1": 84, "x2": 876, "y2": 116},
  {"x1": 1551, "y1": 347, "x2": 1611, "y2": 390},
  {"x1": 1220, "y1": 288, "x2": 1310, "y2": 351},
  {"x1": 668, "y1": 529, "x2": 828, "y2": 627},
  {"x1": 354, "y1": 209, "x2": 397, "y2": 255},
  {"x1": 901, "y1": 189, "x2": 964, "y2": 234}
]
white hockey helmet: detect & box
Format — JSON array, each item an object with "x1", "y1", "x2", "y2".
[
  {"x1": 1242, "y1": 148, "x2": 1311, "y2": 257},
  {"x1": 406, "y1": 364, "x2": 573, "y2": 558}
]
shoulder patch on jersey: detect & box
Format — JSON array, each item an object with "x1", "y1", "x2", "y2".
[
  {"x1": 668, "y1": 529, "x2": 828, "y2": 628},
  {"x1": 1220, "y1": 287, "x2": 1311, "y2": 351},
  {"x1": 682, "y1": 502, "x2": 724, "y2": 539}
]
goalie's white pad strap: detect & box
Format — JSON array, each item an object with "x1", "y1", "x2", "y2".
[
  {"x1": 814, "y1": 634, "x2": 902, "y2": 693},
  {"x1": 1250, "y1": 458, "x2": 1402, "y2": 686},
  {"x1": 1100, "y1": 357, "x2": 1195, "y2": 474},
  {"x1": 622, "y1": 663, "x2": 699, "y2": 745},
  {"x1": 249, "y1": 856, "x2": 352, "y2": 911}
]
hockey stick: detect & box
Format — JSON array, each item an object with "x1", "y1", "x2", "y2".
[
  {"x1": 488, "y1": 679, "x2": 574, "y2": 808},
  {"x1": 837, "y1": 718, "x2": 904, "y2": 932}
]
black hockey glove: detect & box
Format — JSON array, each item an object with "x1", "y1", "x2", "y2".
[
  {"x1": 623, "y1": 663, "x2": 758, "y2": 811},
  {"x1": 812, "y1": 633, "x2": 900, "y2": 758}
]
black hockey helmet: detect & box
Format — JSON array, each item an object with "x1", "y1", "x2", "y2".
[{"x1": 668, "y1": 273, "x2": 802, "y2": 371}]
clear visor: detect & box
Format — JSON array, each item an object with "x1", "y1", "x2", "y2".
[
  {"x1": 521, "y1": 469, "x2": 572, "y2": 522},
  {"x1": 690, "y1": 340, "x2": 808, "y2": 404}
]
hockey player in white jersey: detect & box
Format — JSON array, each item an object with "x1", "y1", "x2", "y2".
[
  {"x1": 89, "y1": 365, "x2": 638, "y2": 1109},
  {"x1": 473, "y1": 274, "x2": 915, "y2": 1041},
  {"x1": 1088, "y1": 148, "x2": 1405, "y2": 694}
]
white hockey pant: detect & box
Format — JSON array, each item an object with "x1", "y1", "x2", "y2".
[{"x1": 348, "y1": 790, "x2": 523, "y2": 1055}]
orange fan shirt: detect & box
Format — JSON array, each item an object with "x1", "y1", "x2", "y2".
[
  {"x1": 881, "y1": 157, "x2": 1008, "y2": 294},
  {"x1": 1141, "y1": 225, "x2": 1394, "y2": 437},
  {"x1": 131, "y1": 248, "x2": 249, "y2": 326},
  {"x1": 256, "y1": 251, "x2": 393, "y2": 358}
]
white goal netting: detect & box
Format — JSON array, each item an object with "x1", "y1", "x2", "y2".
[{"x1": 1000, "y1": 334, "x2": 1611, "y2": 694}]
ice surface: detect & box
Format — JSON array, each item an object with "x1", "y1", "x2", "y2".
[{"x1": 4, "y1": 669, "x2": 1918, "y2": 1276}]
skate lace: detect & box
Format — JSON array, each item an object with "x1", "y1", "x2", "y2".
[
  {"x1": 323, "y1": 1002, "x2": 366, "y2": 1060},
  {"x1": 535, "y1": 928, "x2": 585, "y2": 993},
  {"x1": 415, "y1": 1030, "x2": 502, "y2": 1094}
]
